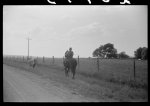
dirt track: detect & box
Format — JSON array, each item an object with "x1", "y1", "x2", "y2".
[{"x1": 3, "y1": 64, "x2": 101, "y2": 102}]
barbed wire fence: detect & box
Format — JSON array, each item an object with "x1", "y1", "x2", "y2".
[{"x1": 3, "y1": 55, "x2": 137, "y2": 81}]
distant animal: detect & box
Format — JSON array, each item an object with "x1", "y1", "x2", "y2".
[
  {"x1": 27, "y1": 58, "x2": 37, "y2": 69},
  {"x1": 63, "y1": 58, "x2": 77, "y2": 79}
]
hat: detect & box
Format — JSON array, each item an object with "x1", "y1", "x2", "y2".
[{"x1": 69, "y1": 47, "x2": 72, "y2": 50}]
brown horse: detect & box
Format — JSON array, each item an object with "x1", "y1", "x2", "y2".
[{"x1": 63, "y1": 58, "x2": 77, "y2": 79}]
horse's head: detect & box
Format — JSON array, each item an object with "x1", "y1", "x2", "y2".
[{"x1": 63, "y1": 59, "x2": 70, "y2": 68}]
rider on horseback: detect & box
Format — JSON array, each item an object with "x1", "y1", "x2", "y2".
[
  {"x1": 64, "y1": 47, "x2": 77, "y2": 79},
  {"x1": 65, "y1": 47, "x2": 74, "y2": 59}
]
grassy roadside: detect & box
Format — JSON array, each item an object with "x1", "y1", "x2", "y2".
[{"x1": 3, "y1": 59, "x2": 148, "y2": 102}]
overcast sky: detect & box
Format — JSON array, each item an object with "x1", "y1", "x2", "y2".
[{"x1": 3, "y1": 5, "x2": 147, "y2": 58}]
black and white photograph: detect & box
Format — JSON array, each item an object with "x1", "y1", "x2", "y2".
[{"x1": 3, "y1": 5, "x2": 148, "y2": 102}]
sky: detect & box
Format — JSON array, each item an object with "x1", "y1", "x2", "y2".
[{"x1": 3, "y1": 5, "x2": 147, "y2": 58}]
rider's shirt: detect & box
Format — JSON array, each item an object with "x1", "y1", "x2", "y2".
[
  {"x1": 67, "y1": 51, "x2": 74, "y2": 59},
  {"x1": 65, "y1": 50, "x2": 74, "y2": 59}
]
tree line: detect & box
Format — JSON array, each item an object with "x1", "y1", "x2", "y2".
[{"x1": 92, "y1": 43, "x2": 148, "y2": 60}]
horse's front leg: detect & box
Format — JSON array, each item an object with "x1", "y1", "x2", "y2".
[
  {"x1": 67, "y1": 67, "x2": 70, "y2": 77},
  {"x1": 72, "y1": 68, "x2": 76, "y2": 79}
]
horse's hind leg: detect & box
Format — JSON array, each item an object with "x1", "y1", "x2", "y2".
[
  {"x1": 67, "y1": 68, "x2": 70, "y2": 77},
  {"x1": 65, "y1": 68, "x2": 69, "y2": 77},
  {"x1": 72, "y1": 69, "x2": 75, "y2": 79}
]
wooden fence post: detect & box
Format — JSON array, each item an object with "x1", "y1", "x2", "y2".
[
  {"x1": 53, "y1": 56, "x2": 54, "y2": 64},
  {"x1": 77, "y1": 55, "x2": 79, "y2": 69},
  {"x1": 8, "y1": 56, "x2": 11, "y2": 63},
  {"x1": 78, "y1": 55, "x2": 79, "y2": 65},
  {"x1": 43, "y1": 56, "x2": 45, "y2": 63},
  {"x1": 133, "y1": 59, "x2": 136, "y2": 80},
  {"x1": 97, "y1": 57, "x2": 100, "y2": 72}
]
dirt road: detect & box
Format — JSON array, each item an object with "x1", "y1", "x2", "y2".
[{"x1": 3, "y1": 64, "x2": 100, "y2": 102}]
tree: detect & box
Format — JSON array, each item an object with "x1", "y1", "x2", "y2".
[
  {"x1": 118, "y1": 51, "x2": 129, "y2": 59},
  {"x1": 93, "y1": 43, "x2": 118, "y2": 58},
  {"x1": 103, "y1": 43, "x2": 117, "y2": 58},
  {"x1": 92, "y1": 45, "x2": 105, "y2": 58},
  {"x1": 134, "y1": 47, "x2": 148, "y2": 60},
  {"x1": 134, "y1": 47, "x2": 143, "y2": 59},
  {"x1": 93, "y1": 48, "x2": 99, "y2": 57},
  {"x1": 141, "y1": 47, "x2": 148, "y2": 60}
]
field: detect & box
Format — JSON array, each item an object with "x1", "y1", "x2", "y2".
[{"x1": 3, "y1": 56, "x2": 148, "y2": 102}]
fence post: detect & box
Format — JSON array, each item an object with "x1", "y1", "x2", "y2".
[
  {"x1": 8, "y1": 56, "x2": 11, "y2": 64},
  {"x1": 52, "y1": 56, "x2": 54, "y2": 64},
  {"x1": 77, "y1": 55, "x2": 79, "y2": 69},
  {"x1": 43, "y1": 56, "x2": 45, "y2": 63},
  {"x1": 97, "y1": 57, "x2": 100, "y2": 72},
  {"x1": 133, "y1": 59, "x2": 136, "y2": 80},
  {"x1": 78, "y1": 55, "x2": 79, "y2": 65}
]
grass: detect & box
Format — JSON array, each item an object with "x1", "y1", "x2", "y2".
[
  {"x1": 3, "y1": 57, "x2": 148, "y2": 89},
  {"x1": 49, "y1": 58, "x2": 147, "y2": 89},
  {"x1": 3, "y1": 56, "x2": 148, "y2": 101}
]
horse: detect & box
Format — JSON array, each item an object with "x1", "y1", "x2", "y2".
[
  {"x1": 63, "y1": 58, "x2": 77, "y2": 79},
  {"x1": 27, "y1": 58, "x2": 37, "y2": 69}
]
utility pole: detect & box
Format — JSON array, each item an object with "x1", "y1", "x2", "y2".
[{"x1": 26, "y1": 37, "x2": 31, "y2": 60}]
